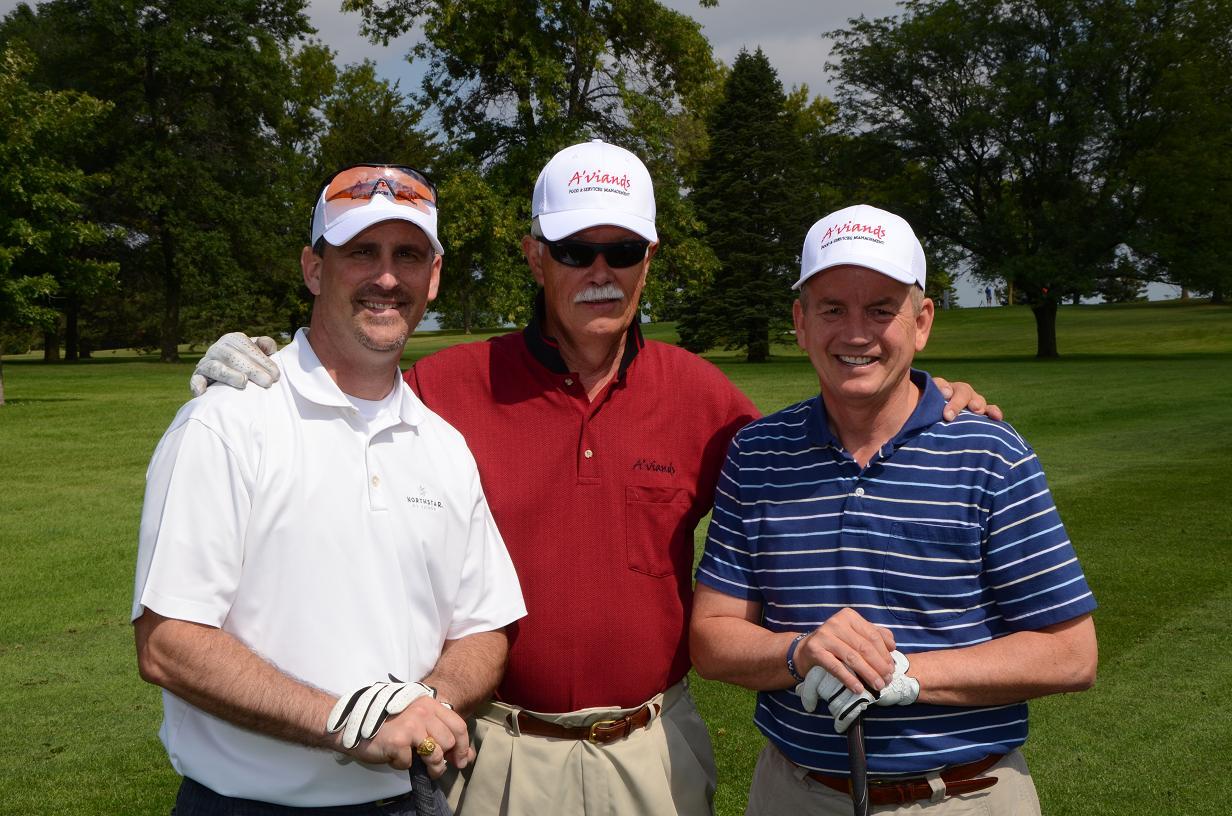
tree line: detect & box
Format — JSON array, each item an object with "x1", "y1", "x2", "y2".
[{"x1": 1, "y1": 0, "x2": 1228, "y2": 403}]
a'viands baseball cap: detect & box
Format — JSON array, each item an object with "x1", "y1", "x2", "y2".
[
  {"x1": 794, "y1": 204, "x2": 926, "y2": 290},
  {"x1": 531, "y1": 139, "x2": 658, "y2": 243}
]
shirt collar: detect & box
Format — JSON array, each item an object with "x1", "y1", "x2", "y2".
[
  {"x1": 279, "y1": 328, "x2": 426, "y2": 426},
  {"x1": 522, "y1": 289, "x2": 644, "y2": 380},
  {"x1": 806, "y1": 369, "x2": 945, "y2": 453}
]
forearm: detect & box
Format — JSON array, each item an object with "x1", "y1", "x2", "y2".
[
  {"x1": 691, "y1": 615, "x2": 804, "y2": 691},
  {"x1": 135, "y1": 611, "x2": 335, "y2": 749},
  {"x1": 691, "y1": 586, "x2": 896, "y2": 694},
  {"x1": 421, "y1": 629, "x2": 509, "y2": 715},
  {"x1": 911, "y1": 614, "x2": 1097, "y2": 706}
]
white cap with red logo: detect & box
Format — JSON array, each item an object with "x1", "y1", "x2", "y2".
[
  {"x1": 531, "y1": 139, "x2": 658, "y2": 243},
  {"x1": 794, "y1": 204, "x2": 926, "y2": 290}
]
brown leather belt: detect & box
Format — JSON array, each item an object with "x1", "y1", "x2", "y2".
[
  {"x1": 509, "y1": 702, "x2": 660, "y2": 745},
  {"x1": 808, "y1": 753, "x2": 1002, "y2": 805}
]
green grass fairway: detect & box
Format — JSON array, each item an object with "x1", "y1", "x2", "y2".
[{"x1": 2, "y1": 301, "x2": 1229, "y2": 815}]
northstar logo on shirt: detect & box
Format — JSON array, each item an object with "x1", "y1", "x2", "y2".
[{"x1": 406, "y1": 484, "x2": 443, "y2": 509}]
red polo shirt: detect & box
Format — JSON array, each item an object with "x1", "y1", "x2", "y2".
[{"x1": 406, "y1": 312, "x2": 758, "y2": 711}]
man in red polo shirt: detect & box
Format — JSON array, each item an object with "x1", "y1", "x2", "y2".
[{"x1": 190, "y1": 141, "x2": 998, "y2": 814}]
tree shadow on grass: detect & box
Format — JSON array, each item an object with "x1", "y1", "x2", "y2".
[
  {"x1": 1, "y1": 398, "x2": 84, "y2": 405},
  {"x1": 3, "y1": 356, "x2": 187, "y2": 367},
  {"x1": 919, "y1": 352, "x2": 1232, "y2": 364}
]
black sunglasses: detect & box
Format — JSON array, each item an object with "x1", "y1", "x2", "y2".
[{"x1": 536, "y1": 236, "x2": 650, "y2": 269}]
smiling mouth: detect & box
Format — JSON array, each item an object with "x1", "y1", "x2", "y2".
[
  {"x1": 360, "y1": 299, "x2": 402, "y2": 311},
  {"x1": 838, "y1": 355, "x2": 876, "y2": 366}
]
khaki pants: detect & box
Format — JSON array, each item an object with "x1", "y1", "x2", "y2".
[
  {"x1": 745, "y1": 742, "x2": 1042, "y2": 816},
  {"x1": 441, "y1": 680, "x2": 716, "y2": 816}
]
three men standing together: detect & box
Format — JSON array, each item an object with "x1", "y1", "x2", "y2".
[{"x1": 139, "y1": 142, "x2": 1094, "y2": 815}]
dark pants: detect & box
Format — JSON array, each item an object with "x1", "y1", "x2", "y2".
[{"x1": 172, "y1": 777, "x2": 417, "y2": 816}]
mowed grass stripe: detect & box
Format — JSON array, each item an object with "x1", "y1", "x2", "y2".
[{"x1": 1027, "y1": 583, "x2": 1232, "y2": 815}]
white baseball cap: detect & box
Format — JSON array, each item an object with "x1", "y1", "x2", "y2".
[
  {"x1": 794, "y1": 204, "x2": 925, "y2": 290},
  {"x1": 311, "y1": 164, "x2": 443, "y2": 255},
  {"x1": 532, "y1": 139, "x2": 657, "y2": 243}
]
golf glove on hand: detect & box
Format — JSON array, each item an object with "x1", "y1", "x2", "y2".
[
  {"x1": 326, "y1": 680, "x2": 434, "y2": 749},
  {"x1": 189, "y1": 332, "x2": 280, "y2": 397},
  {"x1": 875, "y1": 650, "x2": 920, "y2": 707},
  {"x1": 796, "y1": 665, "x2": 875, "y2": 734}
]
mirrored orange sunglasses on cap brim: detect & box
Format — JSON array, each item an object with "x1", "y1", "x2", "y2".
[{"x1": 317, "y1": 164, "x2": 437, "y2": 226}]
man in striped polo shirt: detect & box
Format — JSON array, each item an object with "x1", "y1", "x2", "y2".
[{"x1": 691, "y1": 204, "x2": 1097, "y2": 815}]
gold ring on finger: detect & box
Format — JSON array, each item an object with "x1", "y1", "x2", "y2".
[{"x1": 416, "y1": 737, "x2": 437, "y2": 757}]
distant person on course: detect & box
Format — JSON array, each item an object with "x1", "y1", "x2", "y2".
[
  {"x1": 190, "y1": 145, "x2": 1000, "y2": 815},
  {"x1": 133, "y1": 163, "x2": 525, "y2": 815},
  {"x1": 690, "y1": 204, "x2": 1097, "y2": 815}
]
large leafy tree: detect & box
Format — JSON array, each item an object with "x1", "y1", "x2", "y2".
[
  {"x1": 1129, "y1": 0, "x2": 1232, "y2": 303},
  {"x1": 315, "y1": 61, "x2": 441, "y2": 179},
  {"x1": 829, "y1": 0, "x2": 1182, "y2": 357},
  {"x1": 3, "y1": 0, "x2": 333, "y2": 361},
  {"x1": 0, "y1": 45, "x2": 112, "y2": 404},
  {"x1": 344, "y1": 0, "x2": 724, "y2": 327},
  {"x1": 677, "y1": 48, "x2": 816, "y2": 362}
]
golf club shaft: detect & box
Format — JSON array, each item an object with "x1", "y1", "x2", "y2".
[{"x1": 847, "y1": 714, "x2": 870, "y2": 816}]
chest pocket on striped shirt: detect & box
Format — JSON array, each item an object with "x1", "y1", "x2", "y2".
[
  {"x1": 880, "y1": 521, "x2": 983, "y2": 625},
  {"x1": 625, "y1": 486, "x2": 691, "y2": 578}
]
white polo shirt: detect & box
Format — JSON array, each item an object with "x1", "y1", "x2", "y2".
[{"x1": 132, "y1": 329, "x2": 526, "y2": 806}]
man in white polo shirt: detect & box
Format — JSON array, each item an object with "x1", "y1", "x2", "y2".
[{"x1": 132, "y1": 164, "x2": 526, "y2": 815}]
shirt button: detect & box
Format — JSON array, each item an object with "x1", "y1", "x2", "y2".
[
  {"x1": 584, "y1": 449, "x2": 594, "y2": 459},
  {"x1": 854, "y1": 487, "x2": 865, "y2": 497},
  {"x1": 371, "y1": 475, "x2": 381, "y2": 488},
  {"x1": 564, "y1": 377, "x2": 574, "y2": 386}
]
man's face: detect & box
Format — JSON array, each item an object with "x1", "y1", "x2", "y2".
[
  {"x1": 793, "y1": 264, "x2": 934, "y2": 408},
  {"x1": 301, "y1": 219, "x2": 441, "y2": 355},
  {"x1": 523, "y1": 225, "x2": 657, "y2": 347}
]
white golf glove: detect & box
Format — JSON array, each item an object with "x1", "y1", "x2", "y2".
[
  {"x1": 188, "y1": 332, "x2": 280, "y2": 397},
  {"x1": 796, "y1": 666, "x2": 875, "y2": 734},
  {"x1": 326, "y1": 680, "x2": 435, "y2": 749},
  {"x1": 875, "y1": 650, "x2": 920, "y2": 707}
]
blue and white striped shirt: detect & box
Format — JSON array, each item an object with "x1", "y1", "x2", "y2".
[{"x1": 696, "y1": 371, "x2": 1096, "y2": 776}]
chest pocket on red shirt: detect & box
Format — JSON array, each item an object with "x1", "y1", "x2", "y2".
[{"x1": 625, "y1": 486, "x2": 691, "y2": 577}]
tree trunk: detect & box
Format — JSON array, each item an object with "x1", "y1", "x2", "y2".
[
  {"x1": 746, "y1": 323, "x2": 769, "y2": 363},
  {"x1": 0, "y1": 355, "x2": 5, "y2": 406},
  {"x1": 1032, "y1": 300, "x2": 1060, "y2": 359},
  {"x1": 159, "y1": 226, "x2": 180, "y2": 362},
  {"x1": 43, "y1": 329, "x2": 61, "y2": 362},
  {"x1": 1211, "y1": 286, "x2": 1225, "y2": 305},
  {"x1": 65, "y1": 300, "x2": 79, "y2": 362},
  {"x1": 1181, "y1": 287, "x2": 1190, "y2": 301}
]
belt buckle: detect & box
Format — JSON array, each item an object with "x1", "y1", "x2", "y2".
[{"x1": 587, "y1": 718, "x2": 621, "y2": 743}]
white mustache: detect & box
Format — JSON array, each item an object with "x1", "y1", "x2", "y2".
[{"x1": 574, "y1": 284, "x2": 624, "y2": 303}]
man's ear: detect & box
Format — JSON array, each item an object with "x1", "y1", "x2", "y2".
[
  {"x1": 427, "y1": 253, "x2": 442, "y2": 303},
  {"x1": 301, "y1": 245, "x2": 323, "y2": 296},
  {"x1": 793, "y1": 298, "x2": 807, "y2": 350},
  {"x1": 915, "y1": 296, "x2": 935, "y2": 352},
  {"x1": 522, "y1": 235, "x2": 546, "y2": 287}
]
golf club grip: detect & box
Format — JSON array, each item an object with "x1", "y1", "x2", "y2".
[
  {"x1": 409, "y1": 754, "x2": 453, "y2": 816},
  {"x1": 847, "y1": 715, "x2": 870, "y2": 816}
]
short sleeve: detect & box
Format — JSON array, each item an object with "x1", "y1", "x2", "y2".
[
  {"x1": 132, "y1": 417, "x2": 253, "y2": 626},
  {"x1": 983, "y1": 446, "x2": 1096, "y2": 630},
  {"x1": 695, "y1": 434, "x2": 763, "y2": 603}
]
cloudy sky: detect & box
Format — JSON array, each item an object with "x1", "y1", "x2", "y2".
[{"x1": 312, "y1": 0, "x2": 901, "y2": 99}]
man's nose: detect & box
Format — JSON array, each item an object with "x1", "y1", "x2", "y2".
[{"x1": 370, "y1": 256, "x2": 400, "y2": 286}]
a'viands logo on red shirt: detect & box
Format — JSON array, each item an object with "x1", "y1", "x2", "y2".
[
  {"x1": 633, "y1": 458, "x2": 676, "y2": 475},
  {"x1": 566, "y1": 168, "x2": 632, "y2": 196}
]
